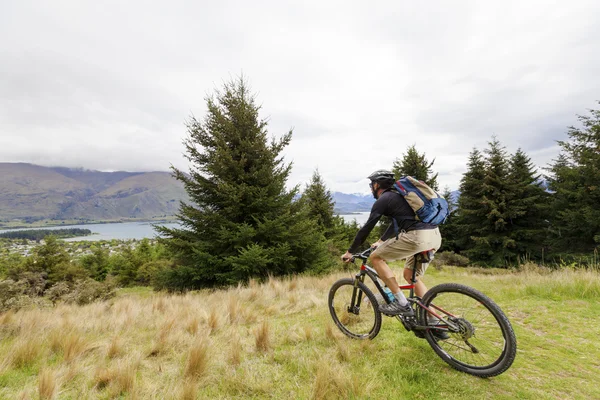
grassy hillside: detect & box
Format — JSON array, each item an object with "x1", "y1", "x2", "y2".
[
  {"x1": 1, "y1": 265, "x2": 599, "y2": 399},
  {"x1": 0, "y1": 163, "x2": 187, "y2": 222}
]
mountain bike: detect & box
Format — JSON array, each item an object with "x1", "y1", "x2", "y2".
[{"x1": 328, "y1": 248, "x2": 517, "y2": 377}]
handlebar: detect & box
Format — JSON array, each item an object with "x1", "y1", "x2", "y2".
[{"x1": 349, "y1": 247, "x2": 375, "y2": 263}]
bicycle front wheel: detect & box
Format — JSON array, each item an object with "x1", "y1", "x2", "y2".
[
  {"x1": 419, "y1": 283, "x2": 517, "y2": 377},
  {"x1": 328, "y1": 278, "x2": 382, "y2": 340}
]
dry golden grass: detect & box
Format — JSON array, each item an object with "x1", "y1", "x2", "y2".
[
  {"x1": 107, "y1": 336, "x2": 123, "y2": 359},
  {"x1": 311, "y1": 358, "x2": 361, "y2": 400},
  {"x1": 93, "y1": 366, "x2": 115, "y2": 390},
  {"x1": 113, "y1": 361, "x2": 136, "y2": 396},
  {"x1": 228, "y1": 335, "x2": 242, "y2": 366},
  {"x1": 61, "y1": 332, "x2": 87, "y2": 362},
  {"x1": 254, "y1": 320, "x2": 271, "y2": 353},
  {"x1": 2, "y1": 267, "x2": 599, "y2": 398},
  {"x1": 11, "y1": 337, "x2": 42, "y2": 368},
  {"x1": 207, "y1": 309, "x2": 219, "y2": 334},
  {"x1": 180, "y1": 380, "x2": 198, "y2": 400},
  {"x1": 185, "y1": 316, "x2": 200, "y2": 336},
  {"x1": 37, "y1": 368, "x2": 57, "y2": 400},
  {"x1": 184, "y1": 339, "x2": 210, "y2": 379}
]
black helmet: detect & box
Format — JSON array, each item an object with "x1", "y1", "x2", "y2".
[{"x1": 367, "y1": 170, "x2": 395, "y2": 184}]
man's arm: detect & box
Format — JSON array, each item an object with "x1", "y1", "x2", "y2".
[{"x1": 347, "y1": 208, "x2": 384, "y2": 253}]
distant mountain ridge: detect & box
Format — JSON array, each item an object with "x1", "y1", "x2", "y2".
[
  {"x1": 0, "y1": 163, "x2": 187, "y2": 222},
  {"x1": 0, "y1": 163, "x2": 456, "y2": 223},
  {"x1": 332, "y1": 192, "x2": 374, "y2": 214}
]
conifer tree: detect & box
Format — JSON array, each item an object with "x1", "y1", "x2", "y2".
[
  {"x1": 301, "y1": 169, "x2": 335, "y2": 234},
  {"x1": 156, "y1": 77, "x2": 328, "y2": 289},
  {"x1": 470, "y1": 137, "x2": 512, "y2": 265},
  {"x1": 454, "y1": 148, "x2": 487, "y2": 256},
  {"x1": 392, "y1": 145, "x2": 439, "y2": 190},
  {"x1": 546, "y1": 104, "x2": 600, "y2": 252},
  {"x1": 505, "y1": 149, "x2": 549, "y2": 260}
]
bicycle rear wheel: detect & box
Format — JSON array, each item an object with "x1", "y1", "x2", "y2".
[
  {"x1": 419, "y1": 283, "x2": 517, "y2": 377},
  {"x1": 328, "y1": 278, "x2": 382, "y2": 340}
]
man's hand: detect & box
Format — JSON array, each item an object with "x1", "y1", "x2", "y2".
[{"x1": 341, "y1": 251, "x2": 353, "y2": 263}]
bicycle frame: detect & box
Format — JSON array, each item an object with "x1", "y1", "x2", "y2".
[{"x1": 350, "y1": 249, "x2": 458, "y2": 333}]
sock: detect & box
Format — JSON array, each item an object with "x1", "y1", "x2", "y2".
[{"x1": 392, "y1": 291, "x2": 408, "y2": 306}]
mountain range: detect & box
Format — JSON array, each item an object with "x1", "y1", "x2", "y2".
[
  {"x1": 0, "y1": 163, "x2": 376, "y2": 224},
  {"x1": 0, "y1": 163, "x2": 187, "y2": 223}
]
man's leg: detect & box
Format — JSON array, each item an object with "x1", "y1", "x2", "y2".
[
  {"x1": 370, "y1": 253, "x2": 407, "y2": 305},
  {"x1": 403, "y1": 266, "x2": 427, "y2": 299}
]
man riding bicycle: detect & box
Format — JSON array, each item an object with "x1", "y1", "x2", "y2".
[{"x1": 341, "y1": 170, "x2": 442, "y2": 317}]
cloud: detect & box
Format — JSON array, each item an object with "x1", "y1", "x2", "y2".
[{"x1": 1, "y1": 0, "x2": 599, "y2": 192}]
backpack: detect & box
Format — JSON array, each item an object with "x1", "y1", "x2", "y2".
[{"x1": 392, "y1": 176, "x2": 449, "y2": 225}]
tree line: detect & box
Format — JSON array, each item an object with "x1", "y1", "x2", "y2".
[
  {"x1": 2, "y1": 77, "x2": 597, "y2": 297},
  {"x1": 155, "y1": 78, "x2": 599, "y2": 289},
  {"x1": 392, "y1": 110, "x2": 600, "y2": 267},
  {"x1": 0, "y1": 228, "x2": 92, "y2": 241}
]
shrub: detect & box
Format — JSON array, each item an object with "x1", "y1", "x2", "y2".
[
  {"x1": 54, "y1": 278, "x2": 116, "y2": 306},
  {"x1": 45, "y1": 282, "x2": 71, "y2": 305},
  {"x1": 432, "y1": 251, "x2": 470, "y2": 267},
  {"x1": 0, "y1": 279, "x2": 47, "y2": 312}
]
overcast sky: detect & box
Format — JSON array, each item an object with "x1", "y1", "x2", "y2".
[{"x1": 1, "y1": 1, "x2": 599, "y2": 193}]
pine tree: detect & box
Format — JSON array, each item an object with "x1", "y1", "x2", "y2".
[
  {"x1": 505, "y1": 149, "x2": 549, "y2": 261},
  {"x1": 156, "y1": 77, "x2": 328, "y2": 289},
  {"x1": 301, "y1": 169, "x2": 335, "y2": 234},
  {"x1": 454, "y1": 148, "x2": 487, "y2": 257},
  {"x1": 546, "y1": 104, "x2": 600, "y2": 252},
  {"x1": 470, "y1": 137, "x2": 513, "y2": 265},
  {"x1": 392, "y1": 145, "x2": 439, "y2": 190}
]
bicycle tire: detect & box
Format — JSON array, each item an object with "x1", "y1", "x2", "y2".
[
  {"x1": 328, "y1": 278, "x2": 382, "y2": 340},
  {"x1": 419, "y1": 283, "x2": 517, "y2": 377}
]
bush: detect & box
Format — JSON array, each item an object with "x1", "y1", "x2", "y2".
[
  {"x1": 58, "y1": 278, "x2": 116, "y2": 306},
  {"x1": 432, "y1": 251, "x2": 470, "y2": 268},
  {"x1": 0, "y1": 279, "x2": 46, "y2": 312}
]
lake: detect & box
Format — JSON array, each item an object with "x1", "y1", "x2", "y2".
[
  {"x1": 0, "y1": 213, "x2": 371, "y2": 241},
  {"x1": 0, "y1": 222, "x2": 180, "y2": 241}
]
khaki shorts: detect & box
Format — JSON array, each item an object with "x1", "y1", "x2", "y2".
[{"x1": 372, "y1": 228, "x2": 441, "y2": 276}]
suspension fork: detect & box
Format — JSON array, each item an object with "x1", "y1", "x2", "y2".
[{"x1": 348, "y1": 267, "x2": 367, "y2": 314}]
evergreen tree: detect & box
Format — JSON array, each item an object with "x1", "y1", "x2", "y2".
[
  {"x1": 546, "y1": 104, "x2": 600, "y2": 252},
  {"x1": 392, "y1": 145, "x2": 439, "y2": 190},
  {"x1": 301, "y1": 169, "x2": 335, "y2": 234},
  {"x1": 454, "y1": 148, "x2": 487, "y2": 257},
  {"x1": 156, "y1": 77, "x2": 328, "y2": 289},
  {"x1": 505, "y1": 149, "x2": 549, "y2": 260},
  {"x1": 470, "y1": 137, "x2": 513, "y2": 265}
]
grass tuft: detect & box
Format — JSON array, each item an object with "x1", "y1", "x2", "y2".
[
  {"x1": 107, "y1": 336, "x2": 123, "y2": 359},
  {"x1": 184, "y1": 339, "x2": 210, "y2": 380},
  {"x1": 228, "y1": 335, "x2": 242, "y2": 366},
  {"x1": 207, "y1": 309, "x2": 219, "y2": 334},
  {"x1": 38, "y1": 368, "x2": 57, "y2": 400},
  {"x1": 185, "y1": 317, "x2": 200, "y2": 335},
  {"x1": 94, "y1": 367, "x2": 115, "y2": 390},
  {"x1": 62, "y1": 332, "x2": 87, "y2": 362},
  {"x1": 180, "y1": 380, "x2": 198, "y2": 400},
  {"x1": 11, "y1": 337, "x2": 42, "y2": 368},
  {"x1": 254, "y1": 320, "x2": 271, "y2": 353}
]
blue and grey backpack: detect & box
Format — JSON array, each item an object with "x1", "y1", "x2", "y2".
[{"x1": 393, "y1": 176, "x2": 449, "y2": 225}]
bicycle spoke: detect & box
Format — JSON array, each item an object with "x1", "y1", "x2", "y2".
[
  {"x1": 428, "y1": 291, "x2": 506, "y2": 368},
  {"x1": 329, "y1": 279, "x2": 381, "y2": 340}
]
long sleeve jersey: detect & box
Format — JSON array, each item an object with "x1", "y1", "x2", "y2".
[{"x1": 347, "y1": 190, "x2": 436, "y2": 253}]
